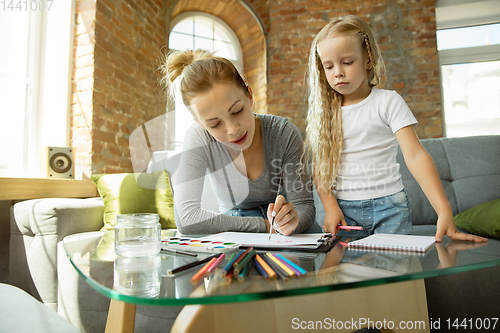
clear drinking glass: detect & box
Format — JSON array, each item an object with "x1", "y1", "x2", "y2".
[
  {"x1": 113, "y1": 254, "x2": 161, "y2": 298},
  {"x1": 114, "y1": 213, "x2": 161, "y2": 257}
]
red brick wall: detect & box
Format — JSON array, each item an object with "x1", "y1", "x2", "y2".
[
  {"x1": 92, "y1": 0, "x2": 167, "y2": 175},
  {"x1": 247, "y1": 0, "x2": 441, "y2": 138},
  {"x1": 71, "y1": 0, "x2": 441, "y2": 177},
  {"x1": 72, "y1": 0, "x2": 168, "y2": 178}
]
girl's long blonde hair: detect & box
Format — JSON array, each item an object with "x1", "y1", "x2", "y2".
[
  {"x1": 159, "y1": 49, "x2": 249, "y2": 109},
  {"x1": 305, "y1": 15, "x2": 386, "y2": 192}
]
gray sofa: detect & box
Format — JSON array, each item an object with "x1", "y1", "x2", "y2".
[{"x1": 9, "y1": 135, "x2": 500, "y2": 332}]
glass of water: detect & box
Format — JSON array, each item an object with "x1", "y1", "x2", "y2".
[
  {"x1": 114, "y1": 213, "x2": 161, "y2": 257},
  {"x1": 113, "y1": 254, "x2": 161, "y2": 298}
]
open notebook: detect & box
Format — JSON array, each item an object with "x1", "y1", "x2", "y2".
[{"x1": 346, "y1": 234, "x2": 436, "y2": 253}]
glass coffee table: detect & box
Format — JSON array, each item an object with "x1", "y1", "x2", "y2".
[{"x1": 63, "y1": 231, "x2": 500, "y2": 333}]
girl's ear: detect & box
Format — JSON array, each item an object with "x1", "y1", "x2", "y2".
[{"x1": 366, "y1": 61, "x2": 373, "y2": 70}]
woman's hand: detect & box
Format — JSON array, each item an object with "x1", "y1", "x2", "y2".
[
  {"x1": 322, "y1": 205, "x2": 347, "y2": 236},
  {"x1": 267, "y1": 195, "x2": 298, "y2": 236}
]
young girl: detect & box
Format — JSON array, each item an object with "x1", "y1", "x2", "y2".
[
  {"x1": 306, "y1": 15, "x2": 486, "y2": 243},
  {"x1": 161, "y1": 49, "x2": 316, "y2": 235}
]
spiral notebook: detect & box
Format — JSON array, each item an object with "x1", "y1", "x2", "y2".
[{"x1": 346, "y1": 234, "x2": 436, "y2": 253}]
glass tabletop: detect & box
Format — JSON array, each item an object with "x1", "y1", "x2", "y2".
[{"x1": 63, "y1": 230, "x2": 500, "y2": 306}]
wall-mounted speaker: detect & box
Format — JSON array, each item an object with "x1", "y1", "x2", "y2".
[{"x1": 41, "y1": 146, "x2": 74, "y2": 179}]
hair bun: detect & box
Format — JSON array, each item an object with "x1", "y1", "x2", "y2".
[{"x1": 165, "y1": 49, "x2": 213, "y2": 83}]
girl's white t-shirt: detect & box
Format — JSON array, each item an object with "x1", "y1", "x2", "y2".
[{"x1": 335, "y1": 88, "x2": 418, "y2": 200}]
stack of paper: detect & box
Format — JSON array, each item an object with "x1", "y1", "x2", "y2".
[{"x1": 200, "y1": 232, "x2": 326, "y2": 249}]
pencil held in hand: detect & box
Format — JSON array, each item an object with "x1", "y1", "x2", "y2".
[
  {"x1": 269, "y1": 171, "x2": 283, "y2": 240},
  {"x1": 268, "y1": 210, "x2": 277, "y2": 240}
]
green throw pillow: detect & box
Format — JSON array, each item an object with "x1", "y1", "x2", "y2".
[
  {"x1": 454, "y1": 198, "x2": 500, "y2": 239},
  {"x1": 91, "y1": 171, "x2": 176, "y2": 231}
]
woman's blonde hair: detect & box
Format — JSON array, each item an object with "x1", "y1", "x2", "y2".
[
  {"x1": 159, "y1": 49, "x2": 249, "y2": 109},
  {"x1": 305, "y1": 15, "x2": 386, "y2": 192}
]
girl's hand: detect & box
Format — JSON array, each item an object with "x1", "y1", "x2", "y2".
[
  {"x1": 267, "y1": 195, "x2": 298, "y2": 236},
  {"x1": 320, "y1": 237, "x2": 350, "y2": 269},
  {"x1": 322, "y1": 206, "x2": 347, "y2": 236},
  {"x1": 435, "y1": 214, "x2": 488, "y2": 243},
  {"x1": 436, "y1": 241, "x2": 486, "y2": 268}
]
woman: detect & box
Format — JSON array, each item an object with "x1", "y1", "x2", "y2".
[{"x1": 161, "y1": 49, "x2": 316, "y2": 235}]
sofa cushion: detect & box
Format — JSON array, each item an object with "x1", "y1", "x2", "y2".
[
  {"x1": 397, "y1": 139, "x2": 458, "y2": 225},
  {"x1": 9, "y1": 197, "x2": 105, "y2": 310},
  {"x1": 91, "y1": 171, "x2": 175, "y2": 230},
  {"x1": 397, "y1": 135, "x2": 500, "y2": 225},
  {"x1": 442, "y1": 136, "x2": 500, "y2": 213},
  {"x1": 454, "y1": 198, "x2": 500, "y2": 239}
]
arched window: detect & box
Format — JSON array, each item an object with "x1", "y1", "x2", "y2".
[{"x1": 167, "y1": 12, "x2": 243, "y2": 150}]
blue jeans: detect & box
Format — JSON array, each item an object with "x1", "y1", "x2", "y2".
[
  {"x1": 337, "y1": 190, "x2": 412, "y2": 235},
  {"x1": 222, "y1": 206, "x2": 268, "y2": 218}
]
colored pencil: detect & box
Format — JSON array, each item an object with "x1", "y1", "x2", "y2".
[
  {"x1": 267, "y1": 253, "x2": 296, "y2": 277},
  {"x1": 269, "y1": 253, "x2": 302, "y2": 277},
  {"x1": 190, "y1": 257, "x2": 217, "y2": 284},
  {"x1": 167, "y1": 253, "x2": 220, "y2": 276},
  {"x1": 222, "y1": 250, "x2": 244, "y2": 276},
  {"x1": 225, "y1": 270, "x2": 234, "y2": 282},
  {"x1": 336, "y1": 225, "x2": 363, "y2": 230},
  {"x1": 276, "y1": 254, "x2": 307, "y2": 276},
  {"x1": 224, "y1": 252, "x2": 236, "y2": 272},
  {"x1": 234, "y1": 250, "x2": 255, "y2": 275},
  {"x1": 232, "y1": 247, "x2": 254, "y2": 268},
  {"x1": 262, "y1": 255, "x2": 288, "y2": 281},
  {"x1": 207, "y1": 253, "x2": 225, "y2": 274},
  {"x1": 261, "y1": 255, "x2": 288, "y2": 281},
  {"x1": 237, "y1": 260, "x2": 253, "y2": 282},
  {"x1": 255, "y1": 254, "x2": 277, "y2": 279},
  {"x1": 253, "y1": 256, "x2": 269, "y2": 279}
]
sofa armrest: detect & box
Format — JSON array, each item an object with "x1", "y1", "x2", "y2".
[{"x1": 9, "y1": 197, "x2": 104, "y2": 309}]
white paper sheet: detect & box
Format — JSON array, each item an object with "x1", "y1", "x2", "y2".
[{"x1": 200, "y1": 232, "x2": 327, "y2": 249}]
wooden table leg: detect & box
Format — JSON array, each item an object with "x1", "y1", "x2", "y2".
[{"x1": 105, "y1": 299, "x2": 136, "y2": 333}]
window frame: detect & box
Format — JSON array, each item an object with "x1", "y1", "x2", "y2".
[
  {"x1": 169, "y1": 11, "x2": 244, "y2": 73},
  {"x1": 436, "y1": 0, "x2": 500, "y2": 137},
  {"x1": 166, "y1": 12, "x2": 244, "y2": 151},
  {"x1": 438, "y1": 44, "x2": 500, "y2": 66},
  {"x1": 0, "y1": 0, "x2": 75, "y2": 178},
  {"x1": 438, "y1": 40, "x2": 500, "y2": 137}
]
